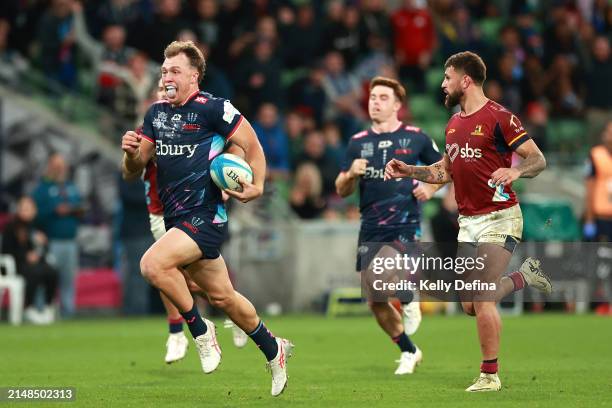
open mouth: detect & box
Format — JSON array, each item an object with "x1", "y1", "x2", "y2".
[{"x1": 165, "y1": 85, "x2": 177, "y2": 98}]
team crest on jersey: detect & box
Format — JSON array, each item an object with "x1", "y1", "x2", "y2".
[
  {"x1": 395, "y1": 138, "x2": 413, "y2": 155},
  {"x1": 360, "y1": 142, "x2": 374, "y2": 158},
  {"x1": 187, "y1": 113, "x2": 198, "y2": 122},
  {"x1": 471, "y1": 125, "x2": 484, "y2": 137},
  {"x1": 153, "y1": 111, "x2": 168, "y2": 129}
]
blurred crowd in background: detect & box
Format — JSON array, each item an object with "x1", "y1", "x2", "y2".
[{"x1": 1, "y1": 0, "x2": 611, "y2": 220}]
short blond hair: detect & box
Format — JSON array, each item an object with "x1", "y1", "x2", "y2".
[
  {"x1": 164, "y1": 40, "x2": 206, "y2": 83},
  {"x1": 370, "y1": 76, "x2": 406, "y2": 104}
]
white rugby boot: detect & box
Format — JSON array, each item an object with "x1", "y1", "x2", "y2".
[
  {"x1": 267, "y1": 338, "x2": 294, "y2": 396},
  {"x1": 394, "y1": 346, "x2": 423, "y2": 375},
  {"x1": 193, "y1": 319, "x2": 222, "y2": 374},
  {"x1": 165, "y1": 331, "x2": 189, "y2": 364},
  {"x1": 519, "y1": 257, "x2": 552, "y2": 294},
  {"x1": 466, "y1": 372, "x2": 502, "y2": 392},
  {"x1": 224, "y1": 319, "x2": 248, "y2": 348}
]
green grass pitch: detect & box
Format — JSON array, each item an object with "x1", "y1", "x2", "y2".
[{"x1": 1, "y1": 314, "x2": 611, "y2": 407}]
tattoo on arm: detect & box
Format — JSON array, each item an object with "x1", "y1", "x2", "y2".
[
  {"x1": 411, "y1": 162, "x2": 451, "y2": 184},
  {"x1": 515, "y1": 152, "x2": 546, "y2": 178}
]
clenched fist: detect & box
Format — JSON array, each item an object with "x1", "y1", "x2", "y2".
[
  {"x1": 122, "y1": 131, "x2": 142, "y2": 157},
  {"x1": 349, "y1": 158, "x2": 369, "y2": 178},
  {"x1": 384, "y1": 158, "x2": 415, "y2": 180}
]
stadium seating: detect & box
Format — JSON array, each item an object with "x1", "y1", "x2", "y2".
[
  {"x1": 521, "y1": 200, "x2": 581, "y2": 241},
  {"x1": 75, "y1": 268, "x2": 121, "y2": 311},
  {"x1": 546, "y1": 119, "x2": 588, "y2": 153},
  {"x1": 326, "y1": 287, "x2": 369, "y2": 317}
]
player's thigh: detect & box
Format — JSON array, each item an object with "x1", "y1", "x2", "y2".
[
  {"x1": 364, "y1": 244, "x2": 403, "y2": 298},
  {"x1": 185, "y1": 255, "x2": 234, "y2": 299},
  {"x1": 472, "y1": 243, "x2": 512, "y2": 302},
  {"x1": 142, "y1": 227, "x2": 202, "y2": 270}
]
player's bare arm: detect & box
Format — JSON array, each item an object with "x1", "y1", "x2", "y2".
[
  {"x1": 384, "y1": 154, "x2": 452, "y2": 184},
  {"x1": 224, "y1": 118, "x2": 266, "y2": 203},
  {"x1": 121, "y1": 130, "x2": 154, "y2": 178},
  {"x1": 335, "y1": 158, "x2": 368, "y2": 197},
  {"x1": 490, "y1": 139, "x2": 546, "y2": 186}
]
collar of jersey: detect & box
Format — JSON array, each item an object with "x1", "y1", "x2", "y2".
[
  {"x1": 370, "y1": 122, "x2": 403, "y2": 135},
  {"x1": 174, "y1": 89, "x2": 200, "y2": 107}
]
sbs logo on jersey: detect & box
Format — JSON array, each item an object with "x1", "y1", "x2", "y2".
[{"x1": 446, "y1": 143, "x2": 482, "y2": 162}]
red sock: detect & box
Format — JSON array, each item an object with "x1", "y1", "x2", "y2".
[
  {"x1": 481, "y1": 358, "x2": 498, "y2": 374},
  {"x1": 509, "y1": 271, "x2": 525, "y2": 291}
]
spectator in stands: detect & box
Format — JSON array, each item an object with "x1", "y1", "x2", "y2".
[
  {"x1": 545, "y1": 54, "x2": 584, "y2": 117},
  {"x1": 584, "y1": 121, "x2": 612, "y2": 242},
  {"x1": 36, "y1": 0, "x2": 77, "y2": 90},
  {"x1": 112, "y1": 51, "x2": 155, "y2": 128},
  {"x1": 0, "y1": 18, "x2": 28, "y2": 88},
  {"x1": 585, "y1": 35, "x2": 612, "y2": 109},
  {"x1": 521, "y1": 54, "x2": 547, "y2": 106},
  {"x1": 589, "y1": 0, "x2": 612, "y2": 34},
  {"x1": 391, "y1": 0, "x2": 437, "y2": 93},
  {"x1": 71, "y1": 1, "x2": 135, "y2": 110},
  {"x1": 216, "y1": 0, "x2": 256, "y2": 69},
  {"x1": 289, "y1": 163, "x2": 327, "y2": 219},
  {"x1": 297, "y1": 129, "x2": 341, "y2": 197},
  {"x1": 31, "y1": 153, "x2": 83, "y2": 318},
  {"x1": 287, "y1": 62, "x2": 327, "y2": 126},
  {"x1": 281, "y1": 3, "x2": 321, "y2": 70},
  {"x1": 252, "y1": 103, "x2": 290, "y2": 180},
  {"x1": 129, "y1": 0, "x2": 187, "y2": 63},
  {"x1": 322, "y1": 121, "x2": 344, "y2": 166},
  {"x1": 321, "y1": 51, "x2": 365, "y2": 139},
  {"x1": 494, "y1": 52, "x2": 523, "y2": 113},
  {"x1": 95, "y1": 0, "x2": 144, "y2": 34},
  {"x1": 1, "y1": 196, "x2": 59, "y2": 325},
  {"x1": 235, "y1": 36, "x2": 283, "y2": 116},
  {"x1": 358, "y1": 0, "x2": 393, "y2": 56},
  {"x1": 285, "y1": 111, "x2": 306, "y2": 169},
  {"x1": 483, "y1": 79, "x2": 503, "y2": 103},
  {"x1": 524, "y1": 102, "x2": 550, "y2": 152},
  {"x1": 192, "y1": 0, "x2": 220, "y2": 52},
  {"x1": 118, "y1": 175, "x2": 154, "y2": 315},
  {"x1": 543, "y1": 6, "x2": 586, "y2": 68},
  {"x1": 322, "y1": 4, "x2": 361, "y2": 68}
]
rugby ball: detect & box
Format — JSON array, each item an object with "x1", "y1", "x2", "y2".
[{"x1": 210, "y1": 153, "x2": 253, "y2": 192}]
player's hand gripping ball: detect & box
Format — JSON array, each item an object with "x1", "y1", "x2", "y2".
[{"x1": 210, "y1": 153, "x2": 254, "y2": 192}]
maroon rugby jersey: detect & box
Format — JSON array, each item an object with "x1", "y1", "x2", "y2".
[
  {"x1": 143, "y1": 160, "x2": 164, "y2": 215},
  {"x1": 445, "y1": 100, "x2": 530, "y2": 216}
]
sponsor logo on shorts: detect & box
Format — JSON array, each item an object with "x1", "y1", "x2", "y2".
[{"x1": 182, "y1": 221, "x2": 199, "y2": 234}]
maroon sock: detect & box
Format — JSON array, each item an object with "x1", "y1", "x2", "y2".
[
  {"x1": 481, "y1": 358, "x2": 498, "y2": 374},
  {"x1": 508, "y1": 271, "x2": 525, "y2": 291}
]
